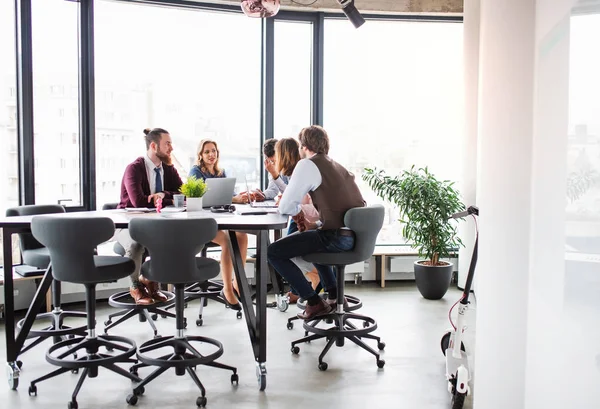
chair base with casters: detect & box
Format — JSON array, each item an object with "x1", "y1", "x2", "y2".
[
  {"x1": 126, "y1": 284, "x2": 238, "y2": 408},
  {"x1": 164, "y1": 279, "x2": 243, "y2": 325},
  {"x1": 7, "y1": 205, "x2": 89, "y2": 367},
  {"x1": 290, "y1": 264, "x2": 386, "y2": 370},
  {"x1": 285, "y1": 279, "x2": 363, "y2": 330},
  {"x1": 28, "y1": 284, "x2": 142, "y2": 409},
  {"x1": 16, "y1": 275, "x2": 88, "y2": 359},
  {"x1": 104, "y1": 291, "x2": 177, "y2": 337}
]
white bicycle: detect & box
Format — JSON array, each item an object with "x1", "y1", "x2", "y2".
[{"x1": 441, "y1": 205, "x2": 478, "y2": 409}]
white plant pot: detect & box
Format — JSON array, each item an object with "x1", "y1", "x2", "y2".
[{"x1": 186, "y1": 197, "x2": 203, "y2": 212}]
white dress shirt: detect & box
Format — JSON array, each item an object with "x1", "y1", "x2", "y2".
[
  {"x1": 278, "y1": 155, "x2": 322, "y2": 216},
  {"x1": 144, "y1": 155, "x2": 163, "y2": 195}
]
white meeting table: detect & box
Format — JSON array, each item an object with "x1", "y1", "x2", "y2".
[{"x1": 0, "y1": 207, "x2": 288, "y2": 391}]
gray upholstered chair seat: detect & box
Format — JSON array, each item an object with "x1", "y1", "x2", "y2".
[
  {"x1": 93, "y1": 256, "x2": 136, "y2": 283},
  {"x1": 141, "y1": 257, "x2": 220, "y2": 285},
  {"x1": 22, "y1": 247, "x2": 51, "y2": 270}
]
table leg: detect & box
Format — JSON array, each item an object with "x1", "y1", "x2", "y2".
[
  {"x1": 2, "y1": 228, "x2": 19, "y2": 390},
  {"x1": 227, "y1": 230, "x2": 268, "y2": 391}
]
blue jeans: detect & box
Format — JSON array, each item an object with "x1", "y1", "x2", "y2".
[{"x1": 267, "y1": 228, "x2": 355, "y2": 300}]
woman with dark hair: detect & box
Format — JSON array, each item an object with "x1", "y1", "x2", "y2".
[
  {"x1": 272, "y1": 138, "x2": 321, "y2": 302},
  {"x1": 188, "y1": 139, "x2": 248, "y2": 310}
]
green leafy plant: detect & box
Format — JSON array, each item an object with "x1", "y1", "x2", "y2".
[
  {"x1": 180, "y1": 176, "x2": 207, "y2": 198},
  {"x1": 363, "y1": 166, "x2": 464, "y2": 265}
]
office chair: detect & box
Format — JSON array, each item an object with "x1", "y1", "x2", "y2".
[
  {"x1": 6, "y1": 205, "x2": 87, "y2": 365},
  {"x1": 126, "y1": 217, "x2": 238, "y2": 407},
  {"x1": 101, "y1": 203, "x2": 176, "y2": 336},
  {"x1": 290, "y1": 205, "x2": 386, "y2": 370},
  {"x1": 27, "y1": 216, "x2": 141, "y2": 409}
]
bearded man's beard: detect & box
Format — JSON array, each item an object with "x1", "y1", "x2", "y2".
[{"x1": 156, "y1": 149, "x2": 172, "y2": 166}]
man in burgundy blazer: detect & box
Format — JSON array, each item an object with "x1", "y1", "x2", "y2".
[
  {"x1": 117, "y1": 128, "x2": 183, "y2": 305},
  {"x1": 118, "y1": 156, "x2": 183, "y2": 208}
]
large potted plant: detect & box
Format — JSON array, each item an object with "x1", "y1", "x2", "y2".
[
  {"x1": 363, "y1": 166, "x2": 464, "y2": 300},
  {"x1": 180, "y1": 176, "x2": 207, "y2": 212}
]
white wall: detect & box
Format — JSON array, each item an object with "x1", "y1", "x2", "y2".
[{"x1": 473, "y1": 0, "x2": 600, "y2": 408}]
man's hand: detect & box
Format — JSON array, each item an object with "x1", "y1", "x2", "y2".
[
  {"x1": 264, "y1": 158, "x2": 279, "y2": 179},
  {"x1": 233, "y1": 190, "x2": 265, "y2": 204},
  {"x1": 148, "y1": 192, "x2": 165, "y2": 204}
]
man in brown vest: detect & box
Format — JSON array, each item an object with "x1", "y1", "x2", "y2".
[{"x1": 268, "y1": 125, "x2": 365, "y2": 320}]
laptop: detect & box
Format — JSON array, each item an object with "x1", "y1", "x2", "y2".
[
  {"x1": 245, "y1": 177, "x2": 278, "y2": 208},
  {"x1": 201, "y1": 178, "x2": 237, "y2": 208}
]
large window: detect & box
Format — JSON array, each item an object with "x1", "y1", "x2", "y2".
[
  {"x1": 94, "y1": 2, "x2": 262, "y2": 208},
  {"x1": 324, "y1": 19, "x2": 464, "y2": 244},
  {"x1": 0, "y1": 0, "x2": 19, "y2": 265},
  {"x1": 274, "y1": 20, "x2": 313, "y2": 140},
  {"x1": 32, "y1": 0, "x2": 81, "y2": 206}
]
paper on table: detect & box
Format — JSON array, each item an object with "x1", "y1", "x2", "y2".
[
  {"x1": 124, "y1": 208, "x2": 154, "y2": 213},
  {"x1": 160, "y1": 206, "x2": 186, "y2": 213}
]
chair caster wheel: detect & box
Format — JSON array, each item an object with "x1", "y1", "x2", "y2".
[
  {"x1": 236, "y1": 311, "x2": 242, "y2": 319},
  {"x1": 183, "y1": 318, "x2": 188, "y2": 328},
  {"x1": 363, "y1": 321, "x2": 369, "y2": 328},
  {"x1": 184, "y1": 303, "x2": 188, "y2": 308},
  {"x1": 106, "y1": 346, "x2": 114, "y2": 352},
  {"x1": 378, "y1": 342, "x2": 386, "y2": 350},
  {"x1": 196, "y1": 396, "x2": 207, "y2": 407},
  {"x1": 104, "y1": 320, "x2": 112, "y2": 326},
  {"x1": 139, "y1": 315, "x2": 147, "y2": 323},
  {"x1": 291, "y1": 346, "x2": 300, "y2": 355},
  {"x1": 134, "y1": 386, "x2": 145, "y2": 396},
  {"x1": 129, "y1": 368, "x2": 138, "y2": 376},
  {"x1": 71, "y1": 368, "x2": 79, "y2": 374},
  {"x1": 126, "y1": 394, "x2": 138, "y2": 405},
  {"x1": 28, "y1": 384, "x2": 37, "y2": 396},
  {"x1": 151, "y1": 314, "x2": 158, "y2": 321},
  {"x1": 196, "y1": 319, "x2": 203, "y2": 326},
  {"x1": 231, "y1": 373, "x2": 239, "y2": 385},
  {"x1": 16, "y1": 361, "x2": 23, "y2": 369},
  {"x1": 377, "y1": 359, "x2": 385, "y2": 368},
  {"x1": 286, "y1": 322, "x2": 294, "y2": 330},
  {"x1": 161, "y1": 314, "x2": 167, "y2": 319},
  {"x1": 318, "y1": 362, "x2": 328, "y2": 371},
  {"x1": 68, "y1": 400, "x2": 78, "y2": 409}
]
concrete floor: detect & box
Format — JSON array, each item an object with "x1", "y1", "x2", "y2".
[{"x1": 0, "y1": 282, "x2": 475, "y2": 409}]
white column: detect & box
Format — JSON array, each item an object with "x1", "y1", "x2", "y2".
[
  {"x1": 458, "y1": 0, "x2": 480, "y2": 289},
  {"x1": 474, "y1": 1, "x2": 536, "y2": 408}
]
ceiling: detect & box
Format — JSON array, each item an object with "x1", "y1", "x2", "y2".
[{"x1": 190, "y1": 0, "x2": 464, "y2": 14}]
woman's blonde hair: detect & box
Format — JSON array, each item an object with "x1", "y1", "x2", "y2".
[
  {"x1": 196, "y1": 139, "x2": 223, "y2": 176},
  {"x1": 275, "y1": 138, "x2": 301, "y2": 177}
]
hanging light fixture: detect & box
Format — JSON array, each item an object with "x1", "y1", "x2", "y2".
[
  {"x1": 241, "y1": 0, "x2": 281, "y2": 18},
  {"x1": 337, "y1": 0, "x2": 365, "y2": 28}
]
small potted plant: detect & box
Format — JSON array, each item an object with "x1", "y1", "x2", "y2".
[
  {"x1": 363, "y1": 166, "x2": 464, "y2": 300},
  {"x1": 180, "y1": 176, "x2": 207, "y2": 212}
]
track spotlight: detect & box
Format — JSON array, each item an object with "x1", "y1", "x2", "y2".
[{"x1": 337, "y1": 0, "x2": 365, "y2": 28}]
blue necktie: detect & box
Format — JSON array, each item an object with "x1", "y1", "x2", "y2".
[{"x1": 154, "y1": 167, "x2": 162, "y2": 193}]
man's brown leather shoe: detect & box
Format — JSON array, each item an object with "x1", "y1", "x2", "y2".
[
  {"x1": 326, "y1": 296, "x2": 349, "y2": 311},
  {"x1": 139, "y1": 275, "x2": 168, "y2": 303},
  {"x1": 287, "y1": 291, "x2": 299, "y2": 304},
  {"x1": 129, "y1": 286, "x2": 154, "y2": 306},
  {"x1": 297, "y1": 298, "x2": 333, "y2": 320}
]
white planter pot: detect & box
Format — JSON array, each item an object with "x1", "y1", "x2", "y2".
[{"x1": 186, "y1": 197, "x2": 203, "y2": 212}]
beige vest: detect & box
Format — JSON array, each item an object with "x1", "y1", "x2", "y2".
[{"x1": 308, "y1": 154, "x2": 365, "y2": 230}]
